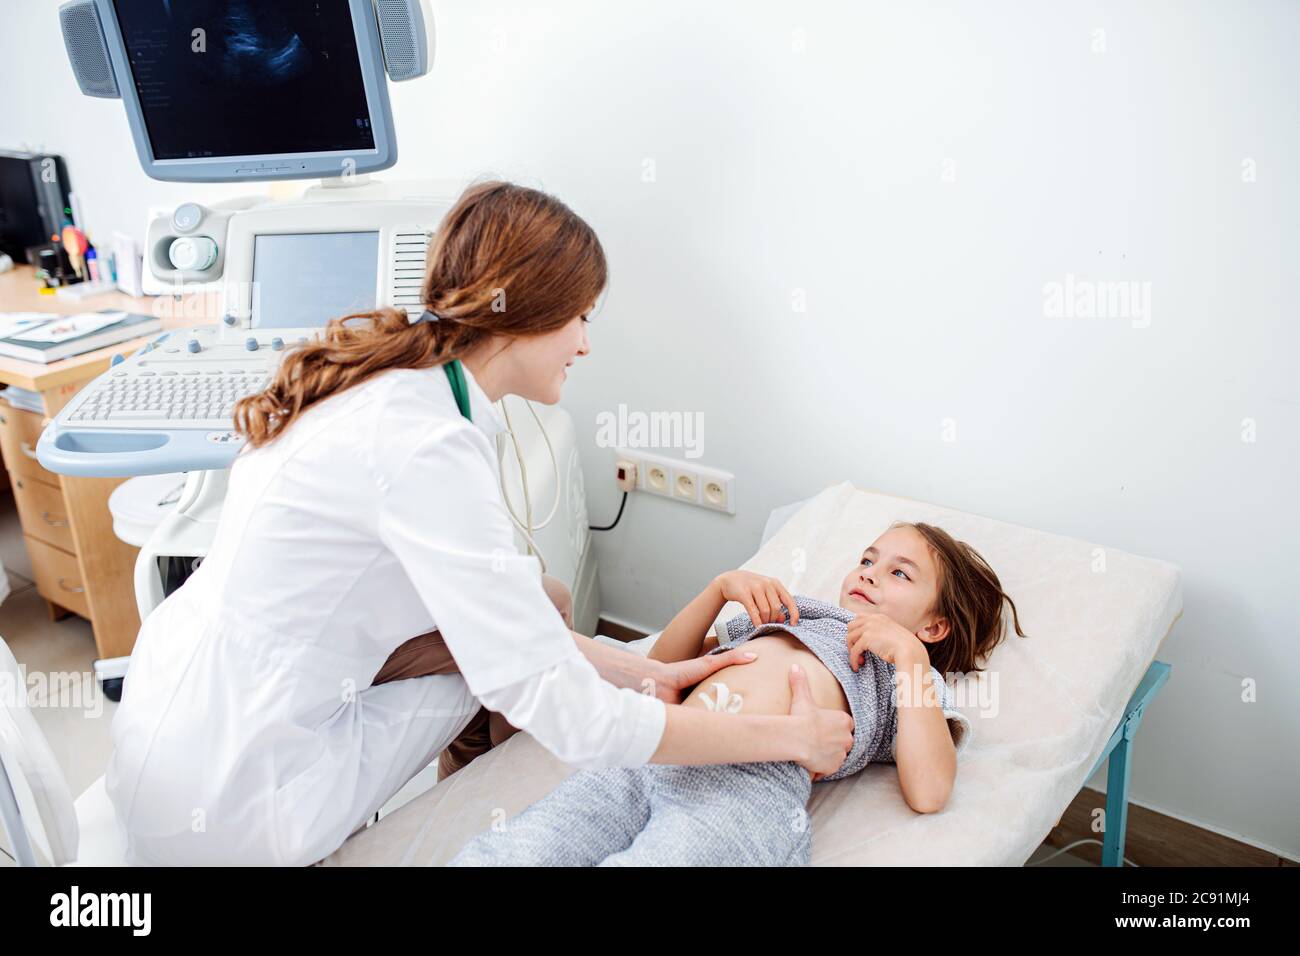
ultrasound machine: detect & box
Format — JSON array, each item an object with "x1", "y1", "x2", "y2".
[
  {"x1": 40, "y1": 1, "x2": 602, "y2": 669},
  {"x1": 43, "y1": 0, "x2": 440, "y2": 474}
]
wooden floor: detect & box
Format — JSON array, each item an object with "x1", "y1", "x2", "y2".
[{"x1": 1045, "y1": 787, "x2": 1298, "y2": 867}]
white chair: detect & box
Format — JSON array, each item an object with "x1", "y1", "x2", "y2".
[{"x1": 0, "y1": 637, "x2": 125, "y2": 866}]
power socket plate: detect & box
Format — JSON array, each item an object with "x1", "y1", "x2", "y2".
[{"x1": 614, "y1": 447, "x2": 735, "y2": 514}]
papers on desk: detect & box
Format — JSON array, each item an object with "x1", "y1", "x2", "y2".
[
  {"x1": 0, "y1": 310, "x2": 162, "y2": 364},
  {"x1": 0, "y1": 313, "x2": 50, "y2": 338},
  {"x1": 9, "y1": 313, "x2": 125, "y2": 343}
]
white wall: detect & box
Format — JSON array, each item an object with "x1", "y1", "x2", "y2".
[{"x1": 3, "y1": 0, "x2": 1296, "y2": 858}]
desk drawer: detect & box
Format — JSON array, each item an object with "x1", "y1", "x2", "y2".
[
  {"x1": 11, "y1": 475, "x2": 75, "y2": 552},
  {"x1": 27, "y1": 535, "x2": 91, "y2": 620},
  {"x1": 0, "y1": 405, "x2": 61, "y2": 487}
]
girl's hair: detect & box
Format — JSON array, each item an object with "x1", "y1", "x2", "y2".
[
  {"x1": 233, "y1": 180, "x2": 607, "y2": 447},
  {"x1": 893, "y1": 521, "x2": 1027, "y2": 676}
]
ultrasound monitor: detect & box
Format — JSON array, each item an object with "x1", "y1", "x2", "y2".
[{"x1": 80, "y1": 0, "x2": 400, "y2": 182}]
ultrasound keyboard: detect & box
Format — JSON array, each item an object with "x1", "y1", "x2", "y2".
[{"x1": 57, "y1": 325, "x2": 306, "y2": 431}]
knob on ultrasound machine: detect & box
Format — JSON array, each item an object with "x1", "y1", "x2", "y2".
[{"x1": 167, "y1": 236, "x2": 218, "y2": 272}]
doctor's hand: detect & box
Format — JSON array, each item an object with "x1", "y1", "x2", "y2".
[
  {"x1": 651, "y1": 648, "x2": 759, "y2": 704},
  {"x1": 787, "y1": 663, "x2": 855, "y2": 781}
]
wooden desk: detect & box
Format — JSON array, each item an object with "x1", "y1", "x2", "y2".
[{"x1": 0, "y1": 265, "x2": 217, "y2": 658}]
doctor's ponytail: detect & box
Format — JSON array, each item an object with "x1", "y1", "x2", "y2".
[{"x1": 234, "y1": 180, "x2": 607, "y2": 448}]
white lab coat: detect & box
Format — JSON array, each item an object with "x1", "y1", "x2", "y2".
[{"x1": 106, "y1": 364, "x2": 666, "y2": 866}]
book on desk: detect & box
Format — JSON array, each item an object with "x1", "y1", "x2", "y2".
[{"x1": 0, "y1": 309, "x2": 162, "y2": 364}]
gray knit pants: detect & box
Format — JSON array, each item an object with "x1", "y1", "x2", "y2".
[{"x1": 448, "y1": 760, "x2": 813, "y2": 867}]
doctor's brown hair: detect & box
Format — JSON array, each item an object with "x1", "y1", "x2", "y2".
[
  {"x1": 234, "y1": 180, "x2": 607, "y2": 447},
  {"x1": 894, "y1": 522, "x2": 1027, "y2": 677}
]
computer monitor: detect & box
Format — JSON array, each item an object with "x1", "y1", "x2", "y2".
[
  {"x1": 250, "y1": 231, "x2": 380, "y2": 329},
  {"x1": 90, "y1": 0, "x2": 398, "y2": 182}
]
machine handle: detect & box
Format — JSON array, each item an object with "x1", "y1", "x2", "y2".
[
  {"x1": 36, "y1": 421, "x2": 244, "y2": 477},
  {"x1": 42, "y1": 511, "x2": 69, "y2": 528},
  {"x1": 21, "y1": 442, "x2": 39, "y2": 460},
  {"x1": 57, "y1": 578, "x2": 85, "y2": 594}
]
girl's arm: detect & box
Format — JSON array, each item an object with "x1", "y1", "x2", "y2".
[
  {"x1": 649, "y1": 571, "x2": 799, "y2": 664},
  {"x1": 892, "y1": 653, "x2": 958, "y2": 813},
  {"x1": 647, "y1": 578, "x2": 728, "y2": 663},
  {"x1": 846, "y1": 613, "x2": 958, "y2": 812}
]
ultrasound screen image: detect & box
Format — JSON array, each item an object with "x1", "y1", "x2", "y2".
[{"x1": 112, "y1": 0, "x2": 377, "y2": 160}]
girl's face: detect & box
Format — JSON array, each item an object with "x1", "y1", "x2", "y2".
[
  {"x1": 500, "y1": 310, "x2": 591, "y2": 404},
  {"x1": 838, "y1": 526, "x2": 950, "y2": 644}
]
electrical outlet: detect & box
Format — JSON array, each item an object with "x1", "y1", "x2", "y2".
[
  {"x1": 673, "y1": 470, "x2": 698, "y2": 501},
  {"x1": 702, "y1": 477, "x2": 728, "y2": 510},
  {"x1": 645, "y1": 463, "x2": 669, "y2": 494},
  {"x1": 615, "y1": 448, "x2": 734, "y2": 514}
]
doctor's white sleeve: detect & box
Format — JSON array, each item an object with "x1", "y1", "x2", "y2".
[{"x1": 375, "y1": 422, "x2": 666, "y2": 770}]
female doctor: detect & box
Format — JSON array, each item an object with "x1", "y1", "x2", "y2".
[{"x1": 105, "y1": 181, "x2": 854, "y2": 866}]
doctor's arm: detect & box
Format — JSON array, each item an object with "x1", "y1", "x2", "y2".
[
  {"x1": 567, "y1": 629, "x2": 750, "y2": 703},
  {"x1": 475, "y1": 649, "x2": 849, "y2": 771}
]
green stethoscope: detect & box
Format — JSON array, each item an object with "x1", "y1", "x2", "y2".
[
  {"x1": 443, "y1": 357, "x2": 471, "y2": 421},
  {"x1": 421, "y1": 309, "x2": 472, "y2": 421}
]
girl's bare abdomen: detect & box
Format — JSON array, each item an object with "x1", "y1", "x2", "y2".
[{"x1": 683, "y1": 632, "x2": 850, "y2": 717}]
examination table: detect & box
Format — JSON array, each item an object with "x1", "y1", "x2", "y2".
[{"x1": 320, "y1": 481, "x2": 1180, "y2": 867}]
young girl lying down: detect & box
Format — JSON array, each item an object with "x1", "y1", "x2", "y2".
[{"x1": 450, "y1": 521, "x2": 1025, "y2": 867}]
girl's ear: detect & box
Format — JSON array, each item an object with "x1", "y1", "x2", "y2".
[{"x1": 917, "y1": 618, "x2": 950, "y2": 643}]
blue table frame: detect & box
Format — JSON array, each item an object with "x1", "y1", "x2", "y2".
[{"x1": 1084, "y1": 660, "x2": 1171, "y2": 866}]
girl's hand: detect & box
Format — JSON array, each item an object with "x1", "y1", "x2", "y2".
[
  {"x1": 714, "y1": 571, "x2": 799, "y2": 627},
  {"x1": 846, "y1": 611, "x2": 927, "y2": 670},
  {"x1": 787, "y1": 664, "x2": 854, "y2": 781}
]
